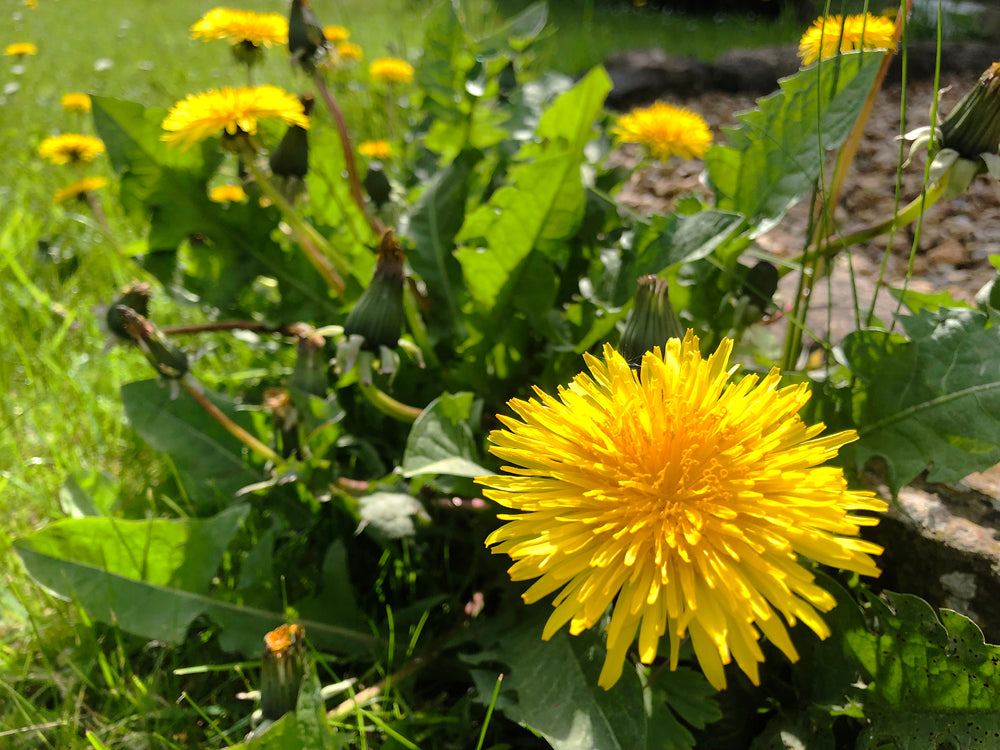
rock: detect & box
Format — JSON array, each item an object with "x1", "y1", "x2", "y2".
[
  {"x1": 710, "y1": 46, "x2": 802, "y2": 93},
  {"x1": 927, "y1": 237, "x2": 967, "y2": 266},
  {"x1": 605, "y1": 49, "x2": 711, "y2": 109}
]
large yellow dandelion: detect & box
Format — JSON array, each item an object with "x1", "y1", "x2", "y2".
[
  {"x1": 798, "y1": 14, "x2": 897, "y2": 66},
  {"x1": 612, "y1": 102, "x2": 712, "y2": 162},
  {"x1": 191, "y1": 8, "x2": 288, "y2": 46},
  {"x1": 53, "y1": 176, "x2": 107, "y2": 204},
  {"x1": 479, "y1": 333, "x2": 886, "y2": 691},
  {"x1": 161, "y1": 86, "x2": 309, "y2": 150},
  {"x1": 39, "y1": 134, "x2": 105, "y2": 165},
  {"x1": 369, "y1": 57, "x2": 414, "y2": 84}
]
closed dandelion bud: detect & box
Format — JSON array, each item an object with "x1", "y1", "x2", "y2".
[
  {"x1": 363, "y1": 161, "x2": 392, "y2": 208},
  {"x1": 105, "y1": 282, "x2": 153, "y2": 341},
  {"x1": 260, "y1": 624, "x2": 306, "y2": 722},
  {"x1": 269, "y1": 94, "x2": 314, "y2": 179},
  {"x1": 288, "y1": 0, "x2": 329, "y2": 74},
  {"x1": 343, "y1": 230, "x2": 405, "y2": 353},
  {"x1": 117, "y1": 305, "x2": 189, "y2": 379},
  {"x1": 289, "y1": 322, "x2": 327, "y2": 398},
  {"x1": 619, "y1": 275, "x2": 683, "y2": 367},
  {"x1": 940, "y1": 62, "x2": 1000, "y2": 161}
]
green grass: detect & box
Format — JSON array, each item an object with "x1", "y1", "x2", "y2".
[{"x1": 0, "y1": 1, "x2": 803, "y2": 746}]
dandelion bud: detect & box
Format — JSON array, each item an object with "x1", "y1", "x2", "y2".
[
  {"x1": 116, "y1": 305, "x2": 188, "y2": 379},
  {"x1": 619, "y1": 275, "x2": 683, "y2": 367},
  {"x1": 269, "y1": 94, "x2": 314, "y2": 179},
  {"x1": 288, "y1": 322, "x2": 327, "y2": 398},
  {"x1": 259, "y1": 624, "x2": 306, "y2": 722},
  {"x1": 940, "y1": 62, "x2": 1000, "y2": 162},
  {"x1": 363, "y1": 162, "x2": 392, "y2": 208},
  {"x1": 288, "y1": 0, "x2": 329, "y2": 74},
  {"x1": 104, "y1": 282, "x2": 153, "y2": 341}
]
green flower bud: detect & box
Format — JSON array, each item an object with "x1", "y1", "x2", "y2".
[
  {"x1": 619, "y1": 275, "x2": 683, "y2": 368},
  {"x1": 269, "y1": 94, "x2": 314, "y2": 179},
  {"x1": 940, "y1": 61, "x2": 1000, "y2": 161},
  {"x1": 105, "y1": 282, "x2": 153, "y2": 341},
  {"x1": 288, "y1": 0, "x2": 329, "y2": 74},
  {"x1": 363, "y1": 162, "x2": 392, "y2": 209},
  {"x1": 117, "y1": 305, "x2": 188, "y2": 379},
  {"x1": 259, "y1": 624, "x2": 306, "y2": 722}
]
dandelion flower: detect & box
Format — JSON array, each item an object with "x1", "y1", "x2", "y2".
[
  {"x1": 359, "y1": 140, "x2": 392, "y2": 160},
  {"x1": 336, "y1": 42, "x2": 362, "y2": 62},
  {"x1": 161, "y1": 86, "x2": 308, "y2": 150},
  {"x1": 39, "y1": 134, "x2": 105, "y2": 165},
  {"x1": 798, "y1": 14, "x2": 896, "y2": 66},
  {"x1": 61, "y1": 93, "x2": 92, "y2": 113},
  {"x1": 323, "y1": 25, "x2": 350, "y2": 43},
  {"x1": 191, "y1": 8, "x2": 288, "y2": 46},
  {"x1": 53, "y1": 176, "x2": 107, "y2": 204},
  {"x1": 4, "y1": 42, "x2": 37, "y2": 56},
  {"x1": 209, "y1": 184, "x2": 248, "y2": 203},
  {"x1": 479, "y1": 333, "x2": 886, "y2": 691},
  {"x1": 613, "y1": 103, "x2": 712, "y2": 162},
  {"x1": 370, "y1": 57, "x2": 414, "y2": 85}
]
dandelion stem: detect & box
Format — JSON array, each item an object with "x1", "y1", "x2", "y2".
[
  {"x1": 182, "y1": 375, "x2": 282, "y2": 465},
  {"x1": 312, "y1": 72, "x2": 384, "y2": 237},
  {"x1": 358, "y1": 383, "x2": 422, "y2": 423},
  {"x1": 85, "y1": 191, "x2": 124, "y2": 256},
  {"x1": 243, "y1": 159, "x2": 348, "y2": 293}
]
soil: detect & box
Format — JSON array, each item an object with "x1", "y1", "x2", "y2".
[{"x1": 615, "y1": 73, "x2": 1000, "y2": 344}]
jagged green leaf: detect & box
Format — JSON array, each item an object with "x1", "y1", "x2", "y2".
[
  {"x1": 840, "y1": 308, "x2": 1000, "y2": 493},
  {"x1": 705, "y1": 51, "x2": 883, "y2": 234},
  {"x1": 455, "y1": 67, "x2": 611, "y2": 317},
  {"x1": 847, "y1": 592, "x2": 1000, "y2": 749},
  {"x1": 632, "y1": 210, "x2": 746, "y2": 278},
  {"x1": 401, "y1": 392, "x2": 487, "y2": 478},
  {"x1": 647, "y1": 667, "x2": 722, "y2": 750}
]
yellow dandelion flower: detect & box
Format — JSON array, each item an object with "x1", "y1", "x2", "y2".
[
  {"x1": 369, "y1": 57, "x2": 414, "y2": 84},
  {"x1": 358, "y1": 140, "x2": 392, "y2": 159},
  {"x1": 323, "y1": 25, "x2": 350, "y2": 43},
  {"x1": 191, "y1": 8, "x2": 288, "y2": 46},
  {"x1": 61, "y1": 93, "x2": 92, "y2": 113},
  {"x1": 4, "y1": 42, "x2": 37, "y2": 56},
  {"x1": 161, "y1": 86, "x2": 309, "y2": 150},
  {"x1": 209, "y1": 184, "x2": 248, "y2": 203},
  {"x1": 612, "y1": 102, "x2": 712, "y2": 162},
  {"x1": 53, "y1": 176, "x2": 107, "y2": 204},
  {"x1": 478, "y1": 333, "x2": 886, "y2": 691},
  {"x1": 25, "y1": 0, "x2": 38, "y2": 9},
  {"x1": 39, "y1": 134, "x2": 105, "y2": 165},
  {"x1": 336, "y1": 42, "x2": 362, "y2": 62},
  {"x1": 798, "y1": 14, "x2": 896, "y2": 66}
]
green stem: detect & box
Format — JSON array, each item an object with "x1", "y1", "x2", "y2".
[
  {"x1": 243, "y1": 159, "x2": 348, "y2": 292},
  {"x1": 182, "y1": 375, "x2": 282, "y2": 465},
  {"x1": 359, "y1": 383, "x2": 422, "y2": 423}
]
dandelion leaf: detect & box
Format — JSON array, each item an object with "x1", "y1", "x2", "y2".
[
  {"x1": 705, "y1": 50, "x2": 883, "y2": 234},
  {"x1": 401, "y1": 392, "x2": 487, "y2": 478},
  {"x1": 847, "y1": 592, "x2": 1000, "y2": 749},
  {"x1": 841, "y1": 307, "x2": 1000, "y2": 493}
]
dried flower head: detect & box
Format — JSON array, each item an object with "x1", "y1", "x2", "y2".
[
  {"x1": 613, "y1": 102, "x2": 712, "y2": 162},
  {"x1": 39, "y1": 134, "x2": 105, "y2": 165},
  {"x1": 798, "y1": 14, "x2": 896, "y2": 66},
  {"x1": 161, "y1": 86, "x2": 308, "y2": 150},
  {"x1": 53, "y1": 176, "x2": 107, "y2": 204},
  {"x1": 369, "y1": 57, "x2": 414, "y2": 84},
  {"x1": 479, "y1": 334, "x2": 886, "y2": 690},
  {"x1": 61, "y1": 93, "x2": 92, "y2": 112}
]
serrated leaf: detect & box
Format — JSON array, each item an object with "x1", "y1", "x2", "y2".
[
  {"x1": 705, "y1": 51, "x2": 883, "y2": 233},
  {"x1": 13, "y1": 506, "x2": 374, "y2": 655},
  {"x1": 648, "y1": 667, "x2": 722, "y2": 750},
  {"x1": 466, "y1": 608, "x2": 647, "y2": 750},
  {"x1": 847, "y1": 592, "x2": 1000, "y2": 749},
  {"x1": 632, "y1": 210, "x2": 746, "y2": 277},
  {"x1": 841, "y1": 308, "x2": 1000, "y2": 493},
  {"x1": 455, "y1": 67, "x2": 611, "y2": 317},
  {"x1": 401, "y1": 392, "x2": 487, "y2": 478},
  {"x1": 121, "y1": 379, "x2": 262, "y2": 509}
]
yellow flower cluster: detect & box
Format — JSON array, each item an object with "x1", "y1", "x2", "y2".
[
  {"x1": 161, "y1": 86, "x2": 309, "y2": 150},
  {"x1": 613, "y1": 102, "x2": 712, "y2": 162},
  {"x1": 798, "y1": 14, "x2": 897, "y2": 66},
  {"x1": 191, "y1": 8, "x2": 288, "y2": 46},
  {"x1": 358, "y1": 140, "x2": 392, "y2": 159},
  {"x1": 61, "y1": 93, "x2": 92, "y2": 113},
  {"x1": 479, "y1": 334, "x2": 886, "y2": 690},
  {"x1": 369, "y1": 57, "x2": 414, "y2": 84},
  {"x1": 39, "y1": 134, "x2": 105, "y2": 165},
  {"x1": 53, "y1": 176, "x2": 107, "y2": 204}
]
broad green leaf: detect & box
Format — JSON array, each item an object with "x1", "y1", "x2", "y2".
[
  {"x1": 705, "y1": 51, "x2": 883, "y2": 234},
  {"x1": 456, "y1": 67, "x2": 611, "y2": 317},
  {"x1": 632, "y1": 210, "x2": 746, "y2": 278},
  {"x1": 847, "y1": 592, "x2": 1000, "y2": 749},
  {"x1": 841, "y1": 308, "x2": 1000, "y2": 492},
  {"x1": 401, "y1": 392, "x2": 487, "y2": 478},
  {"x1": 59, "y1": 470, "x2": 119, "y2": 518},
  {"x1": 404, "y1": 149, "x2": 480, "y2": 326},
  {"x1": 477, "y1": 2, "x2": 548, "y2": 56},
  {"x1": 13, "y1": 506, "x2": 374, "y2": 655},
  {"x1": 121, "y1": 379, "x2": 262, "y2": 509},
  {"x1": 466, "y1": 609, "x2": 647, "y2": 750}
]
